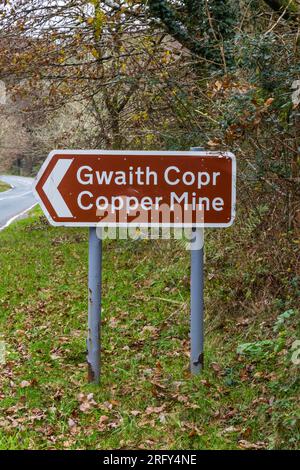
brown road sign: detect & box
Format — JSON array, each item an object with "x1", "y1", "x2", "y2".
[{"x1": 34, "y1": 150, "x2": 236, "y2": 227}]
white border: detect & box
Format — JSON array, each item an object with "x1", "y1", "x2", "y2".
[{"x1": 33, "y1": 150, "x2": 236, "y2": 228}]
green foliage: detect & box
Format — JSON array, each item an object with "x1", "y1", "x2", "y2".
[
  {"x1": 236, "y1": 32, "x2": 299, "y2": 92},
  {"x1": 147, "y1": 0, "x2": 238, "y2": 65},
  {"x1": 237, "y1": 309, "x2": 298, "y2": 360},
  {"x1": 273, "y1": 309, "x2": 296, "y2": 332},
  {"x1": 237, "y1": 339, "x2": 278, "y2": 359}
]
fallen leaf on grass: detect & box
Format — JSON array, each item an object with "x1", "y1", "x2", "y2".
[
  {"x1": 110, "y1": 399, "x2": 120, "y2": 407},
  {"x1": 145, "y1": 404, "x2": 166, "y2": 415},
  {"x1": 181, "y1": 421, "x2": 203, "y2": 437},
  {"x1": 200, "y1": 379, "x2": 211, "y2": 387},
  {"x1": 241, "y1": 427, "x2": 252, "y2": 439},
  {"x1": 99, "y1": 415, "x2": 109, "y2": 423},
  {"x1": 138, "y1": 417, "x2": 156, "y2": 428},
  {"x1": 211, "y1": 362, "x2": 222, "y2": 373},
  {"x1": 172, "y1": 394, "x2": 200, "y2": 410},
  {"x1": 79, "y1": 402, "x2": 90, "y2": 413},
  {"x1": 188, "y1": 428, "x2": 202, "y2": 438},
  {"x1": 222, "y1": 409, "x2": 238, "y2": 420},
  {"x1": 139, "y1": 325, "x2": 159, "y2": 339},
  {"x1": 50, "y1": 352, "x2": 61, "y2": 361},
  {"x1": 174, "y1": 394, "x2": 188, "y2": 404},
  {"x1": 78, "y1": 392, "x2": 97, "y2": 413},
  {"x1": 36, "y1": 425, "x2": 55, "y2": 437},
  {"x1": 0, "y1": 419, "x2": 10, "y2": 428},
  {"x1": 20, "y1": 380, "x2": 31, "y2": 388},
  {"x1": 98, "y1": 415, "x2": 122, "y2": 432},
  {"x1": 238, "y1": 440, "x2": 266, "y2": 450},
  {"x1": 222, "y1": 425, "x2": 239, "y2": 434},
  {"x1": 236, "y1": 318, "x2": 251, "y2": 327},
  {"x1": 63, "y1": 440, "x2": 74, "y2": 448},
  {"x1": 98, "y1": 415, "x2": 109, "y2": 431},
  {"x1": 99, "y1": 400, "x2": 120, "y2": 411},
  {"x1": 5, "y1": 404, "x2": 26, "y2": 414},
  {"x1": 27, "y1": 409, "x2": 45, "y2": 423},
  {"x1": 150, "y1": 380, "x2": 168, "y2": 397}
]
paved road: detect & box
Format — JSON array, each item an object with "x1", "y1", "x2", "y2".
[{"x1": 0, "y1": 175, "x2": 36, "y2": 231}]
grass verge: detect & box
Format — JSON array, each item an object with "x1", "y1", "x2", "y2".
[{"x1": 0, "y1": 181, "x2": 11, "y2": 193}]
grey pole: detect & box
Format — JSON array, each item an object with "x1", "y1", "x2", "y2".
[
  {"x1": 87, "y1": 227, "x2": 102, "y2": 384},
  {"x1": 190, "y1": 147, "x2": 205, "y2": 375}
]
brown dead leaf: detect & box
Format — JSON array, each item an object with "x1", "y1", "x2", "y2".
[
  {"x1": 79, "y1": 402, "x2": 90, "y2": 413},
  {"x1": 200, "y1": 379, "x2": 211, "y2": 387},
  {"x1": 98, "y1": 415, "x2": 109, "y2": 431},
  {"x1": 238, "y1": 440, "x2": 266, "y2": 450},
  {"x1": 175, "y1": 394, "x2": 188, "y2": 403},
  {"x1": 241, "y1": 427, "x2": 252, "y2": 439},
  {"x1": 20, "y1": 380, "x2": 31, "y2": 388},
  {"x1": 150, "y1": 380, "x2": 167, "y2": 390},
  {"x1": 99, "y1": 415, "x2": 109, "y2": 424},
  {"x1": 0, "y1": 419, "x2": 10, "y2": 428},
  {"x1": 236, "y1": 318, "x2": 251, "y2": 327},
  {"x1": 207, "y1": 139, "x2": 221, "y2": 148},
  {"x1": 68, "y1": 418, "x2": 79, "y2": 435},
  {"x1": 145, "y1": 404, "x2": 166, "y2": 415},
  {"x1": 181, "y1": 421, "x2": 203, "y2": 436},
  {"x1": 188, "y1": 427, "x2": 203, "y2": 437},
  {"x1": 264, "y1": 97, "x2": 274, "y2": 108},
  {"x1": 139, "y1": 325, "x2": 159, "y2": 339},
  {"x1": 110, "y1": 399, "x2": 120, "y2": 407},
  {"x1": 222, "y1": 425, "x2": 239, "y2": 434},
  {"x1": 63, "y1": 440, "x2": 74, "y2": 448},
  {"x1": 211, "y1": 362, "x2": 222, "y2": 374},
  {"x1": 50, "y1": 352, "x2": 61, "y2": 360},
  {"x1": 68, "y1": 418, "x2": 76, "y2": 428},
  {"x1": 78, "y1": 392, "x2": 97, "y2": 413}
]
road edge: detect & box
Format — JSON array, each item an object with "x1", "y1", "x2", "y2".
[{"x1": 0, "y1": 202, "x2": 38, "y2": 232}]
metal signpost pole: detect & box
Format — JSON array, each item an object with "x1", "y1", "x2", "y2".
[
  {"x1": 190, "y1": 147, "x2": 205, "y2": 375},
  {"x1": 190, "y1": 227, "x2": 204, "y2": 374},
  {"x1": 87, "y1": 227, "x2": 102, "y2": 384}
]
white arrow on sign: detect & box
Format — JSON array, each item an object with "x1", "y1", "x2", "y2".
[{"x1": 42, "y1": 158, "x2": 74, "y2": 218}]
